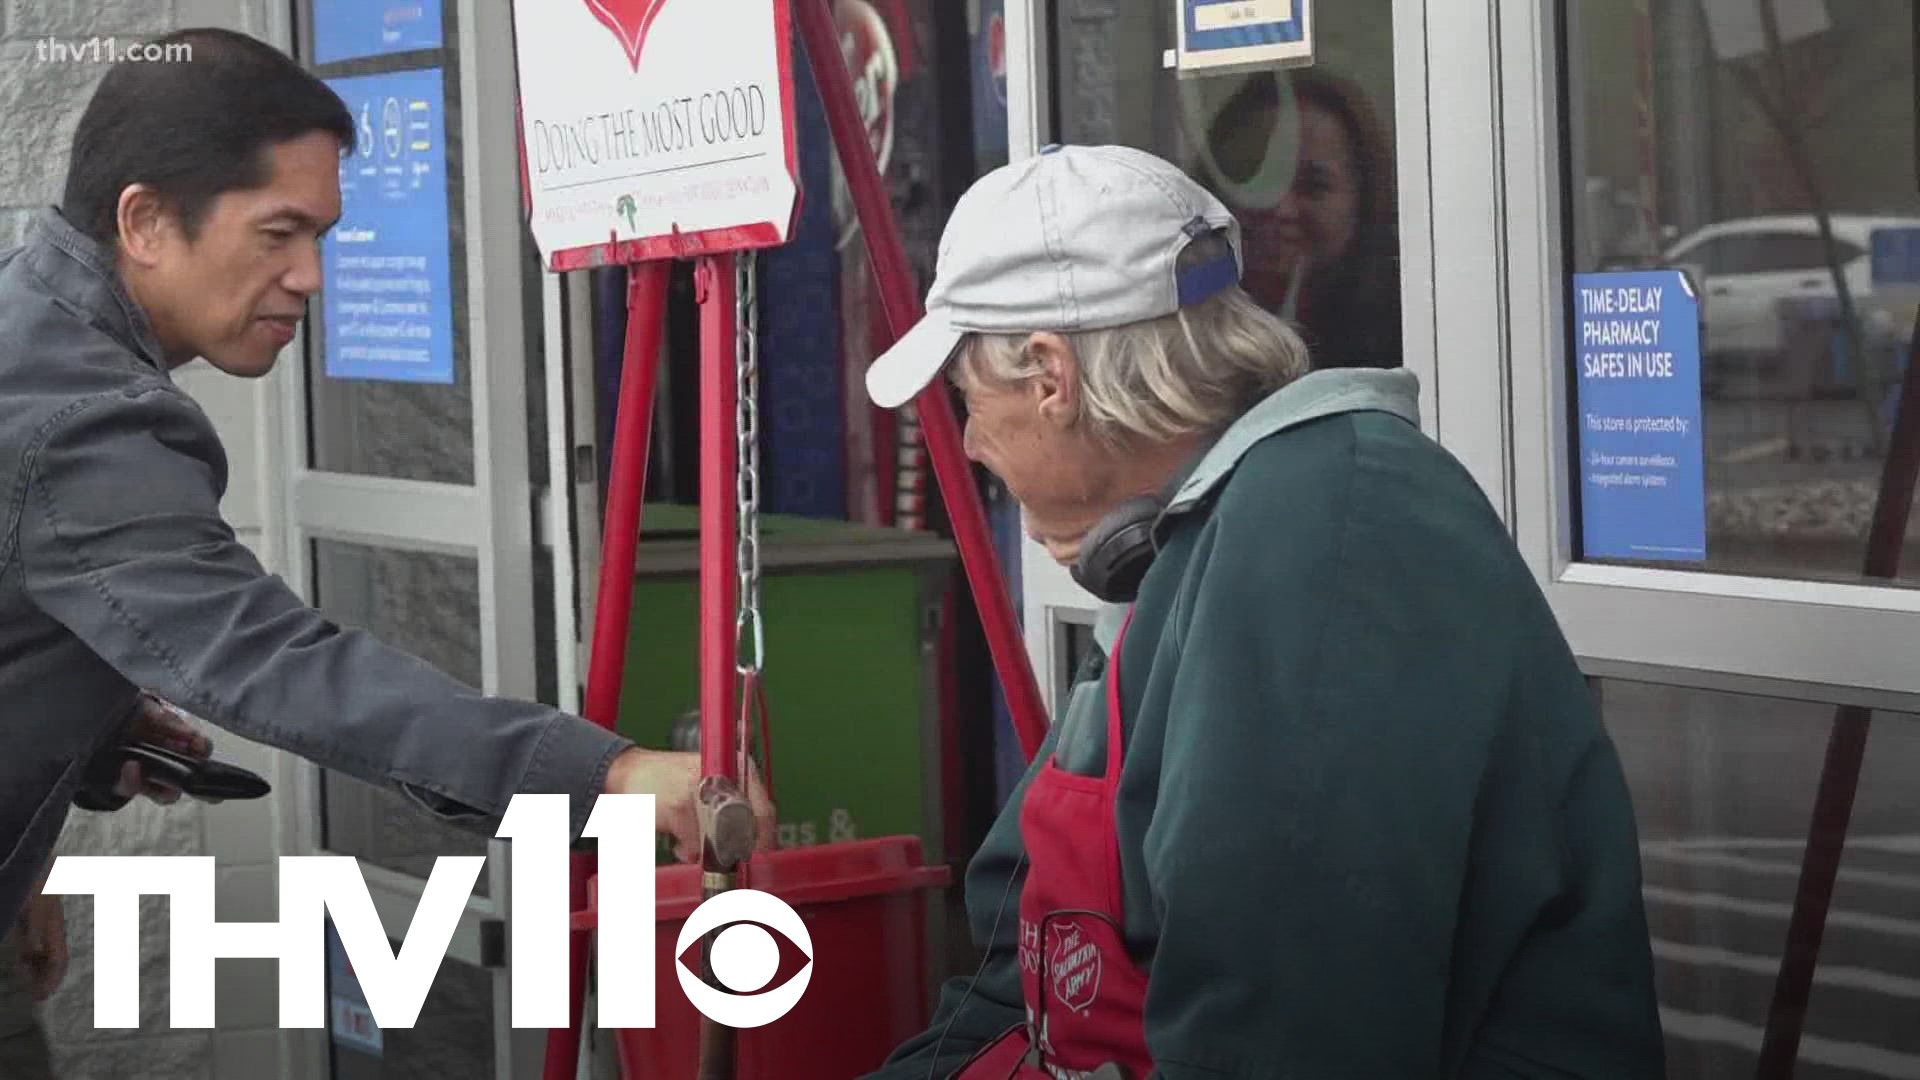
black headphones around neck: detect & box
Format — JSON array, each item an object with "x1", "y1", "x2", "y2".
[
  {"x1": 1069, "y1": 494, "x2": 1166, "y2": 604},
  {"x1": 1066, "y1": 435, "x2": 1223, "y2": 603}
]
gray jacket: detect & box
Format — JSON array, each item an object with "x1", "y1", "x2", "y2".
[{"x1": 0, "y1": 207, "x2": 633, "y2": 927}]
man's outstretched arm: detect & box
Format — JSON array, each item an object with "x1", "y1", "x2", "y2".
[{"x1": 18, "y1": 380, "x2": 632, "y2": 841}]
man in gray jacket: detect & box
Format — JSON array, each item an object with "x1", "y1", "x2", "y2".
[{"x1": 0, "y1": 25, "x2": 769, "y2": 946}]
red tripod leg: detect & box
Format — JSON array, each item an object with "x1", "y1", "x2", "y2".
[
  {"x1": 543, "y1": 261, "x2": 670, "y2": 1080},
  {"x1": 794, "y1": 0, "x2": 1051, "y2": 761},
  {"x1": 695, "y1": 252, "x2": 745, "y2": 1080},
  {"x1": 696, "y1": 254, "x2": 741, "y2": 790}
]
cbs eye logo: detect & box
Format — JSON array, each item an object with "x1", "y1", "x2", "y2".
[{"x1": 674, "y1": 889, "x2": 814, "y2": 1027}]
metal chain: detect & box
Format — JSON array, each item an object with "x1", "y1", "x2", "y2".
[{"x1": 735, "y1": 253, "x2": 764, "y2": 675}]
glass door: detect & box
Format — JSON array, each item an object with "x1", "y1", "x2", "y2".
[
  {"x1": 284, "y1": 0, "x2": 558, "y2": 1076},
  {"x1": 1007, "y1": 0, "x2": 1443, "y2": 687},
  {"x1": 1487, "y1": 1, "x2": 1920, "y2": 1073}
]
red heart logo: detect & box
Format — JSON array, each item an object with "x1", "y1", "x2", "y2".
[{"x1": 584, "y1": 0, "x2": 670, "y2": 72}]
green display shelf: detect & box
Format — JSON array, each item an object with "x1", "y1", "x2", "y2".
[{"x1": 611, "y1": 503, "x2": 958, "y2": 863}]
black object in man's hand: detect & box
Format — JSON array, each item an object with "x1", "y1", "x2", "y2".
[{"x1": 73, "y1": 693, "x2": 266, "y2": 810}]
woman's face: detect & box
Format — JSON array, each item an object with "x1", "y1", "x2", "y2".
[{"x1": 1239, "y1": 103, "x2": 1363, "y2": 299}]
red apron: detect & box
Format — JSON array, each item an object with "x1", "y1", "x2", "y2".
[{"x1": 955, "y1": 612, "x2": 1153, "y2": 1079}]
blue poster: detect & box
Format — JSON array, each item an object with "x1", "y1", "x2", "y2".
[
  {"x1": 321, "y1": 68, "x2": 456, "y2": 385},
  {"x1": 1871, "y1": 226, "x2": 1920, "y2": 285},
  {"x1": 1575, "y1": 270, "x2": 1707, "y2": 562},
  {"x1": 313, "y1": 0, "x2": 442, "y2": 64}
]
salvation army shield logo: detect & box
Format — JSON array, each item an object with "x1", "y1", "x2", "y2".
[
  {"x1": 1047, "y1": 922, "x2": 1102, "y2": 1014},
  {"x1": 585, "y1": 0, "x2": 671, "y2": 72}
]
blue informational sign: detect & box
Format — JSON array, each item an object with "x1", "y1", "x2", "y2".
[
  {"x1": 1871, "y1": 226, "x2": 1920, "y2": 286},
  {"x1": 321, "y1": 68, "x2": 456, "y2": 385},
  {"x1": 1179, "y1": 0, "x2": 1308, "y2": 61},
  {"x1": 313, "y1": 0, "x2": 442, "y2": 64},
  {"x1": 325, "y1": 921, "x2": 383, "y2": 1057},
  {"x1": 1575, "y1": 270, "x2": 1707, "y2": 562}
]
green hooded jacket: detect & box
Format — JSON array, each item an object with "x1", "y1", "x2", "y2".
[{"x1": 868, "y1": 368, "x2": 1666, "y2": 1079}]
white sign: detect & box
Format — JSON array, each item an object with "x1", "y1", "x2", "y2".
[
  {"x1": 329, "y1": 998, "x2": 383, "y2": 1056},
  {"x1": 1699, "y1": 0, "x2": 1830, "y2": 62},
  {"x1": 511, "y1": 0, "x2": 802, "y2": 269},
  {"x1": 1174, "y1": 0, "x2": 1313, "y2": 75},
  {"x1": 42, "y1": 796, "x2": 814, "y2": 1031}
]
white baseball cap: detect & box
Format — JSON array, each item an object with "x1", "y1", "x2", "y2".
[{"x1": 864, "y1": 143, "x2": 1244, "y2": 409}]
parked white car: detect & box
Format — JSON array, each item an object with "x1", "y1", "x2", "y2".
[{"x1": 1663, "y1": 213, "x2": 1920, "y2": 359}]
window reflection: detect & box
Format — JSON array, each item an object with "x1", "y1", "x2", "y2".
[
  {"x1": 1194, "y1": 69, "x2": 1401, "y2": 369},
  {"x1": 1565, "y1": 0, "x2": 1920, "y2": 584},
  {"x1": 1599, "y1": 679, "x2": 1920, "y2": 1078},
  {"x1": 1050, "y1": 0, "x2": 1401, "y2": 370}
]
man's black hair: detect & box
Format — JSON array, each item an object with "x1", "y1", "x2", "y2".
[{"x1": 61, "y1": 27, "x2": 356, "y2": 244}]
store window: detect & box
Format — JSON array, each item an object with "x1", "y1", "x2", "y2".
[
  {"x1": 310, "y1": 539, "x2": 491, "y2": 896},
  {"x1": 1563, "y1": 1, "x2": 1920, "y2": 583},
  {"x1": 1598, "y1": 679, "x2": 1920, "y2": 1076},
  {"x1": 301, "y1": 0, "x2": 475, "y2": 486},
  {"x1": 1050, "y1": 0, "x2": 1400, "y2": 370}
]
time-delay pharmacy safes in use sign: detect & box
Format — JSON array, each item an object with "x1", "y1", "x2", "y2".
[
  {"x1": 510, "y1": 0, "x2": 802, "y2": 270},
  {"x1": 1175, "y1": 0, "x2": 1313, "y2": 76},
  {"x1": 1574, "y1": 270, "x2": 1708, "y2": 564}
]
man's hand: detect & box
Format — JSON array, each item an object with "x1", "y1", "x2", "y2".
[
  {"x1": 604, "y1": 748, "x2": 776, "y2": 863},
  {"x1": 112, "y1": 693, "x2": 214, "y2": 806},
  {"x1": 16, "y1": 889, "x2": 67, "y2": 1001}
]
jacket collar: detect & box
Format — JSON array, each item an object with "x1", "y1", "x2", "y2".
[
  {"x1": 1166, "y1": 366, "x2": 1423, "y2": 516},
  {"x1": 1091, "y1": 367, "x2": 1425, "y2": 652},
  {"x1": 24, "y1": 206, "x2": 171, "y2": 372},
  {"x1": 1098, "y1": 365, "x2": 1428, "y2": 653}
]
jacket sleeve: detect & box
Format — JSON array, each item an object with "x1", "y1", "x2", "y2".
[
  {"x1": 862, "y1": 729, "x2": 1053, "y2": 1079},
  {"x1": 17, "y1": 383, "x2": 631, "y2": 840},
  {"x1": 1136, "y1": 509, "x2": 1485, "y2": 1078}
]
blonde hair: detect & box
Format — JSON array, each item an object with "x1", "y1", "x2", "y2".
[{"x1": 957, "y1": 235, "x2": 1309, "y2": 446}]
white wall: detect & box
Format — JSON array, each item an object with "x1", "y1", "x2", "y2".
[{"x1": 4, "y1": 3, "x2": 307, "y2": 1078}]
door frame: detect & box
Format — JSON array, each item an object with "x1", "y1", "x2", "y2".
[{"x1": 270, "y1": 0, "x2": 547, "y2": 1074}]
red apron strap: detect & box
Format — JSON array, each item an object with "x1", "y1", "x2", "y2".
[{"x1": 1103, "y1": 607, "x2": 1135, "y2": 793}]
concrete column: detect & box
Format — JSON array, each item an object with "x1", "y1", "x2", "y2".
[{"x1": 3, "y1": 2, "x2": 295, "y2": 1078}]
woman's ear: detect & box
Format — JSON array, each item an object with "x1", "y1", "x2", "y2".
[{"x1": 1025, "y1": 332, "x2": 1080, "y2": 428}]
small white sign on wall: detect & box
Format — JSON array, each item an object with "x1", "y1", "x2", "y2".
[
  {"x1": 1698, "y1": 0, "x2": 1830, "y2": 62},
  {"x1": 1174, "y1": 0, "x2": 1314, "y2": 76}
]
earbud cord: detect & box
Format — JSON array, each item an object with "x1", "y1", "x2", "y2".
[{"x1": 926, "y1": 850, "x2": 1028, "y2": 1080}]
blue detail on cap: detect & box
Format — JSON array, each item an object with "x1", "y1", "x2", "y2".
[
  {"x1": 1176, "y1": 253, "x2": 1239, "y2": 307},
  {"x1": 1040, "y1": 142, "x2": 1064, "y2": 154}
]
